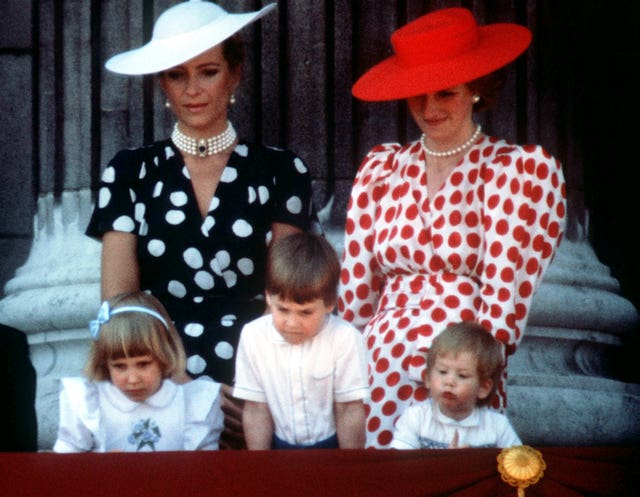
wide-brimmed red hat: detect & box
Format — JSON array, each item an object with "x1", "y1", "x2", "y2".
[{"x1": 352, "y1": 7, "x2": 531, "y2": 101}]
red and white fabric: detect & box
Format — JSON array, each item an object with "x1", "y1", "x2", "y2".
[{"x1": 338, "y1": 136, "x2": 566, "y2": 448}]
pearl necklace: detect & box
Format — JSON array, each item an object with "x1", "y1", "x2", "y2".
[
  {"x1": 421, "y1": 124, "x2": 482, "y2": 157},
  {"x1": 171, "y1": 121, "x2": 237, "y2": 158}
]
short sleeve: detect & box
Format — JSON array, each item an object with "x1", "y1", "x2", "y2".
[
  {"x1": 183, "y1": 377, "x2": 224, "y2": 450},
  {"x1": 390, "y1": 405, "x2": 422, "y2": 449},
  {"x1": 495, "y1": 414, "x2": 522, "y2": 448},
  {"x1": 53, "y1": 377, "x2": 101, "y2": 453},
  {"x1": 85, "y1": 149, "x2": 145, "y2": 239},
  {"x1": 232, "y1": 322, "x2": 268, "y2": 403},
  {"x1": 262, "y1": 147, "x2": 319, "y2": 232}
]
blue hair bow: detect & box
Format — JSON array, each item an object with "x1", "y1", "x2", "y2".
[
  {"x1": 88, "y1": 301, "x2": 168, "y2": 340},
  {"x1": 89, "y1": 301, "x2": 111, "y2": 339}
]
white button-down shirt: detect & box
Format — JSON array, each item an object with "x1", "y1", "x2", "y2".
[
  {"x1": 391, "y1": 398, "x2": 522, "y2": 449},
  {"x1": 234, "y1": 314, "x2": 369, "y2": 446}
]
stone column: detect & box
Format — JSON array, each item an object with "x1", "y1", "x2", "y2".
[
  {"x1": 506, "y1": 235, "x2": 640, "y2": 445},
  {"x1": 0, "y1": 190, "x2": 101, "y2": 448}
]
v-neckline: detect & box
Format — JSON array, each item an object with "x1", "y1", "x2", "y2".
[{"x1": 181, "y1": 149, "x2": 236, "y2": 223}]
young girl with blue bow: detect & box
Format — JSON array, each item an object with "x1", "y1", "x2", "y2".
[{"x1": 53, "y1": 291, "x2": 223, "y2": 452}]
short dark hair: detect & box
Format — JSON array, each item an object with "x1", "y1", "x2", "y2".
[
  {"x1": 266, "y1": 233, "x2": 340, "y2": 306},
  {"x1": 427, "y1": 321, "x2": 504, "y2": 407},
  {"x1": 467, "y1": 68, "x2": 507, "y2": 112}
]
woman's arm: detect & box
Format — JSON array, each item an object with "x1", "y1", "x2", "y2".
[
  {"x1": 337, "y1": 146, "x2": 397, "y2": 330},
  {"x1": 334, "y1": 400, "x2": 366, "y2": 449},
  {"x1": 100, "y1": 231, "x2": 140, "y2": 300},
  {"x1": 242, "y1": 400, "x2": 274, "y2": 450},
  {"x1": 476, "y1": 146, "x2": 566, "y2": 350}
]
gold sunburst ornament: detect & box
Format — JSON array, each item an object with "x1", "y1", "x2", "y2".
[{"x1": 497, "y1": 445, "x2": 546, "y2": 497}]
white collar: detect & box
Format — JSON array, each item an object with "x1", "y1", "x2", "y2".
[
  {"x1": 431, "y1": 398, "x2": 481, "y2": 427},
  {"x1": 99, "y1": 379, "x2": 178, "y2": 412}
]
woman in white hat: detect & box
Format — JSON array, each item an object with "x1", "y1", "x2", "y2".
[
  {"x1": 86, "y1": 0, "x2": 320, "y2": 448},
  {"x1": 338, "y1": 7, "x2": 567, "y2": 448}
]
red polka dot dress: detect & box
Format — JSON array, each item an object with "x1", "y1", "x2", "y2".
[{"x1": 337, "y1": 136, "x2": 566, "y2": 448}]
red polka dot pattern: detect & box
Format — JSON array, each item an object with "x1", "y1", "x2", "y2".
[{"x1": 338, "y1": 136, "x2": 566, "y2": 448}]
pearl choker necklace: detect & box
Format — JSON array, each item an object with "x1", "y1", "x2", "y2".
[
  {"x1": 421, "y1": 124, "x2": 482, "y2": 157},
  {"x1": 171, "y1": 121, "x2": 237, "y2": 157}
]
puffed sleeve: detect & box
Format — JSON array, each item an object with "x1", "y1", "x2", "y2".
[
  {"x1": 264, "y1": 147, "x2": 320, "y2": 232},
  {"x1": 53, "y1": 377, "x2": 101, "y2": 453},
  {"x1": 85, "y1": 149, "x2": 145, "y2": 239},
  {"x1": 338, "y1": 144, "x2": 400, "y2": 330},
  {"x1": 183, "y1": 377, "x2": 224, "y2": 450},
  {"x1": 476, "y1": 144, "x2": 566, "y2": 352}
]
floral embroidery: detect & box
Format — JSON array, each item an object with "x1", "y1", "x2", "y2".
[{"x1": 128, "y1": 418, "x2": 161, "y2": 451}]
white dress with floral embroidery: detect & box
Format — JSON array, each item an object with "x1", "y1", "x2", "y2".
[{"x1": 53, "y1": 377, "x2": 223, "y2": 452}]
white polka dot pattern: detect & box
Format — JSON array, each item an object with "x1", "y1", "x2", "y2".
[
  {"x1": 153, "y1": 182, "x2": 163, "y2": 198},
  {"x1": 148, "y1": 239, "x2": 165, "y2": 257},
  {"x1": 98, "y1": 187, "x2": 111, "y2": 208},
  {"x1": 221, "y1": 167, "x2": 238, "y2": 183},
  {"x1": 232, "y1": 219, "x2": 253, "y2": 237},
  {"x1": 102, "y1": 166, "x2": 115, "y2": 183},
  {"x1": 214, "y1": 341, "x2": 234, "y2": 360},
  {"x1": 286, "y1": 195, "x2": 303, "y2": 214},
  {"x1": 194, "y1": 270, "x2": 214, "y2": 290},
  {"x1": 113, "y1": 215, "x2": 134, "y2": 232},
  {"x1": 237, "y1": 258, "x2": 254, "y2": 275},
  {"x1": 86, "y1": 140, "x2": 318, "y2": 384},
  {"x1": 165, "y1": 210, "x2": 186, "y2": 225},
  {"x1": 338, "y1": 136, "x2": 566, "y2": 448},
  {"x1": 185, "y1": 323, "x2": 204, "y2": 337},
  {"x1": 187, "y1": 354, "x2": 206, "y2": 375},
  {"x1": 168, "y1": 280, "x2": 187, "y2": 298},
  {"x1": 170, "y1": 191, "x2": 188, "y2": 206},
  {"x1": 183, "y1": 248, "x2": 203, "y2": 269}
]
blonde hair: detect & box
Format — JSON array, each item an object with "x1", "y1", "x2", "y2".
[
  {"x1": 85, "y1": 291, "x2": 186, "y2": 381},
  {"x1": 266, "y1": 232, "x2": 340, "y2": 306},
  {"x1": 426, "y1": 321, "x2": 504, "y2": 407}
]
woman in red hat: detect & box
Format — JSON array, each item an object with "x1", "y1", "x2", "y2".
[
  {"x1": 86, "y1": 1, "x2": 320, "y2": 448},
  {"x1": 338, "y1": 7, "x2": 566, "y2": 448}
]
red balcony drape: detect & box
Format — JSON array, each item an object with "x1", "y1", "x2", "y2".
[{"x1": 0, "y1": 446, "x2": 636, "y2": 497}]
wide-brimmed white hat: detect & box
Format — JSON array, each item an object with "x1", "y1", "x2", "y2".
[{"x1": 105, "y1": 0, "x2": 277, "y2": 75}]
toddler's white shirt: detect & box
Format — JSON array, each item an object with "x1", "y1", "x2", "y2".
[{"x1": 391, "y1": 398, "x2": 521, "y2": 449}]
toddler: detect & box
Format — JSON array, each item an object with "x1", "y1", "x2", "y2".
[
  {"x1": 234, "y1": 233, "x2": 369, "y2": 449},
  {"x1": 53, "y1": 291, "x2": 223, "y2": 452},
  {"x1": 391, "y1": 321, "x2": 521, "y2": 449}
]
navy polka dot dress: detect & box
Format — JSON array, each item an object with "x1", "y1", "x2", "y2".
[{"x1": 87, "y1": 139, "x2": 320, "y2": 384}]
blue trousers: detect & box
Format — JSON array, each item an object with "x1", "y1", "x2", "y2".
[{"x1": 271, "y1": 433, "x2": 338, "y2": 450}]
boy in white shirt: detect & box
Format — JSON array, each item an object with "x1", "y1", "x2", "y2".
[
  {"x1": 234, "y1": 233, "x2": 369, "y2": 449},
  {"x1": 391, "y1": 321, "x2": 521, "y2": 449}
]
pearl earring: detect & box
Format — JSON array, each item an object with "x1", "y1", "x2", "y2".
[
  {"x1": 472, "y1": 95, "x2": 480, "y2": 104},
  {"x1": 165, "y1": 99, "x2": 171, "y2": 109},
  {"x1": 230, "y1": 94, "x2": 236, "y2": 105}
]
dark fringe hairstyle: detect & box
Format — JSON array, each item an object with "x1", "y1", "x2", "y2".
[{"x1": 266, "y1": 233, "x2": 340, "y2": 306}]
